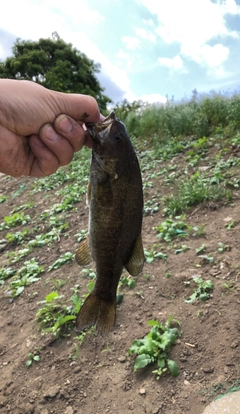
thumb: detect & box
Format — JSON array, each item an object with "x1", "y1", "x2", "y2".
[{"x1": 53, "y1": 91, "x2": 105, "y2": 124}]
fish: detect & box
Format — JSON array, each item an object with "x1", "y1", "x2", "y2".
[{"x1": 75, "y1": 111, "x2": 144, "y2": 335}]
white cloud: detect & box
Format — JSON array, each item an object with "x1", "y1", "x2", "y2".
[
  {"x1": 138, "y1": 0, "x2": 240, "y2": 69},
  {"x1": 135, "y1": 28, "x2": 156, "y2": 43},
  {"x1": 158, "y1": 55, "x2": 186, "y2": 71},
  {"x1": 193, "y1": 43, "x2": 229, "y2": 67},
  {"x1": 116, "y1": 49, "x2": 130, "y2": 60},
  {"x1": 122, "y1": 36, "x2": 140, "y2": 50},
  {"x1": 138, "y1": 93, "x2": 167, "y2": 104}
]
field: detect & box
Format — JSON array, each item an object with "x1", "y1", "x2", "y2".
[{"x1": 0, "y1": 96, "x2": 240, "y2": 414}]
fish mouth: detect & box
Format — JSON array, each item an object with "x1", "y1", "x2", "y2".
[{"x1": 86, "y1": 111, "x2": 116, "y2": 142}]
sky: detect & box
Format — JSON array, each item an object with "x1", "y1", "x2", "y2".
[{"x1": 0, "y1": 0, "x2": 240, "y2": 104}]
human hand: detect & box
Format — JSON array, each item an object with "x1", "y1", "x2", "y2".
[{"x1": 0, "y1": 79, "x2": 104, "y2": 177}]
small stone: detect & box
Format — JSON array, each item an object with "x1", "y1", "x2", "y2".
[
  {"x1": 64, "y1": 407, "x2": 74, "y2": 414},
  {"x1": 118, "y1": 356, "x2": 126, "y2": 363},
  {"x1": 44, "y1": 385, "x2": 60, "y2": 399},
  {"x1": 184, "y1": 380, "x2": 190, "y2": 385},
  {"x1": 202, "y1": 366, "x2": 214, "y2": 374},
  {"x1": 139, "y1": 388, "x2": 146, "y2": 395},
  {"x1": 224, "y1": 366, "x2": 228, "y2": 374},
  {"x1": 230, "y1": 340, "x2": 238, "y2": 348}
]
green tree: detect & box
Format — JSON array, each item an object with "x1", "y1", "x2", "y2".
[{"x1": 0, "y1": 32, "x2": 111, "y2": 111}]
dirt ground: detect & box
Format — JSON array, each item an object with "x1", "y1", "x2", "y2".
[{"x1": 0, "y1": 143, "x2": 240, "y2": 414}]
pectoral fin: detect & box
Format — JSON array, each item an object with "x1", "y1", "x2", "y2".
[
  {"x1": 125, "y1": 233, "x2": 144, "y2": 276},
  {"x1": 75, "y1": 236, "x2": 92, "y2": 266}
]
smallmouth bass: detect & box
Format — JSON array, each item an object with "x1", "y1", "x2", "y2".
[{"x1": 75, "y1": 112, "x2": 144, "y2": 335}]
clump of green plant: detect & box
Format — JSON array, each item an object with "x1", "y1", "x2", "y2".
[
  {"x1": 128, "y1": 317, "x2": 180, "y2": 380},
  {"x1": 162, "y1": 171, "x2": 232, "y2": 217},
  {"x1": 0, "y1": 267, "x2": 17, "y2": 285},
  {"x1": 48, "y1": 252, "x2": 74, "y2": 271},
  {"x1": 185, "y1": 277, "x2": 214, "y2": 303},
  {"x1": 11, "y1": 202, "x2": 34, "y2": 213},
  {"x1": 75, "y1": 229, "x2": 88, "y2": 242},
  {"x1": 217, "y1": 242, "x2": 229, "y2": 253},
  {"x1": 26, "y1": 352, "x2": 40, "y2": 367},
  {"x1": 0, "y1": 195, "x2": 8, "y2": 204},
  {"x1": 154, "y1": 218, "x2": 188, "y2": 242},
  {"x1": 144, "y1": 248, "x2": 167, "y2": 263},
  {"x1": 6, "y1": 246, "x2": 33, "y2": 263},
  {"x1": 36, "y1": 287, "x2": 82, "y2": 338},
  {"x1": 119, "y1": 275, "x2": 136, "y2": 289},
  {"x1": 7, "y1": 258, "x2": 44, "y2": 297},
  {"x1": 5, "y1": 229, "x2": 29, "y2": 244},
  {"x1": 27, "y1": 230, "x2": 59, "y2": 248},
  {"x1": 0, "y1": 213, "x2": 31, "y2": 230}
]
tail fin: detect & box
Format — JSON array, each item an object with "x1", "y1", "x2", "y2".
[{"x1": 76, "y1": 293, "x2": 116, "y2": 336}]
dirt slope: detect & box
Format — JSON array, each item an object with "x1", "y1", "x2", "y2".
[{"x1": 0, "y1": 143, "x2": 239, "y2": 414}]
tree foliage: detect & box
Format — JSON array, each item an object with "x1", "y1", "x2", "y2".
[{"x1": 0, "y1": 32, "x2": 111, "y2": 111}]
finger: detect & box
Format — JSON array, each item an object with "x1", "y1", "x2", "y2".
[
  {"x1": 53, "y1": 115, "x2": 89, "y2": 152},
  {"x1": 28, "y1": 134, "x2": 60, "y2": 176},
  {"x1": 0, "y1": 125, "x2": 31, "y2": 177},
  {"x1": 38, "y1": 123, "x2": 74, "y2": 166},
  {"x1": 54, "y1": 93, "x2": 105, "y2": 124}
]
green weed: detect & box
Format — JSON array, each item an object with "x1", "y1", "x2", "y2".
[
  {"x1": 0, "y1": 213, "x2": 31, "y2": 230},
  {"x1": 7, "y1": 258, "x2": 44, "y2": 297},
  {"x1": 155, "y1": 218, "x2": 188, "y2": 242},
  {"x1": 6, "y1": 229, "x2": 29, "y2": 244},
  {"x1": 0, "y1": 267, "x2": 16, "y2": 285},
  {"x1": 185, "y1": 277, "x2": 214, "y2": 303},
  {"x1": 144, "y1": 249, "x2": 167, "y2": 263},
  {"x1": 48, "y1": 252, "x2": 74, "y2": 271},
  {"x1": 26, "y1": 352, "x2": 40, "y2": 367},
  {"x1": 36, "y1": 287, "x2": 82, "y2": 338},
  {"x1": 128, "y1": 316, "x2": 180, "y2": 379},
  {"x1": 0, "y1": 195, "x2": 8, "y2": 204}
]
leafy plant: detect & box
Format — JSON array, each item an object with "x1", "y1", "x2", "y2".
[
  {"x1": 217, "y1": 242, "x2": 229, "y2": 253},
  {"x1": 0, "y1": 267, "x2": 16, "y2": 285},
  {"x1": 76, "y1": 229, "x2": 88, "y2": 242},
  {"x1": 144, "y1": 249, "x2": 167, "y2": 263},
  {"x1": 128, "y1": 317, "x2": 180, "y2": 379},
  {"x1": 48, "y1": 252, "x2": 74, "y2": 271},
  {"x1": 0, "y1": 195, "x2": 8, "y2": 204},
  {"x1": 7, "y1": 259, "x2": 44, "y2": 297},
  {"x1": 6, "y1": 247, "x2": 33, "y2": 263},
  {"x1": 0, "y1": 213, "x2": 31, "y2": 230},
  {"x1": 26, "y1": 352, "x2": 40, "y2": 367},
  {"x1": 185, "y1": 277, "x2": 214, "y2": 303},
  {"x1": 6, "y1": 229, "x2": 29, "y2": 244},
  {"x1": 27, "y1": 230, "x2": 59, "y2": 248},
  {"x1": 36, "y1": 287, "x2": 82, "y2": 338},
  {"x1": 11, "y1": 202, "x2": 34, "y2": 213},
  {"x1": 195, "y1": 244, "x2": 206, "y2": 254},
  {"x1": 155, "y1": 218, "x2": 188, "y2": 242}
]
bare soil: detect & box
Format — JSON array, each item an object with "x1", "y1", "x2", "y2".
[{"x1": 0, "y1": 145, "x2": 239, "y2": 414}]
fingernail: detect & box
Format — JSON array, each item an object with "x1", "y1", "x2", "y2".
[
  {"x1": 58, "y1": 116, "x2": 73, "y2": 133},
  {"x1": 45, "y1": 125, "x2": 58, "y2": 141}
]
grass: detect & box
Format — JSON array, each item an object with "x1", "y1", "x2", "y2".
[{"x1": 128, "y1": 316, "x2": 180, "y2": 380}]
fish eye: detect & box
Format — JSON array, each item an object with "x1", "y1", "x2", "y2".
[{"x1": 114, "y1": 133, "x2": 122, "y2": 142}]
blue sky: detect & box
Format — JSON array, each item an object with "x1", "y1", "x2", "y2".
[{"x1": 0, "y1": 0, "x2": 240, "y2": 104}]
